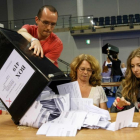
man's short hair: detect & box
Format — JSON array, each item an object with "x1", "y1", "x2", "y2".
[
  {"x1": 37, "y1": 5, "x2": 58, "y2": 19},
  {"x1": 112, "y1": 54, "x2": 117, "y2": 59}
]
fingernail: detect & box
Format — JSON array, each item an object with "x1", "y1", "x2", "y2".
[{"x1": 116, "y1": 98, "x2": 120, "y2": 102}]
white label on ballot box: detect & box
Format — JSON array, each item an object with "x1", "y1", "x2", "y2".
[{"x1": 0, "y1": 49, "x2": 35, "y2": 108}]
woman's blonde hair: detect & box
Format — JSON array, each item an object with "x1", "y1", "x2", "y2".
[
  {"x1": 122, "y1": 48, "x2": 140, "y2": 102},
  {"x1": 70, "y1": 54, "x2": 101, "y2": 86}
]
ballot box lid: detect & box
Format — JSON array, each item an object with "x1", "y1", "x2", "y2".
[
  {"x1": 0, "y1": 27, "x2": 71, "y2": 124},
  {"x1": 102, "y1": 43, "x2": 119, "y2": 55}
]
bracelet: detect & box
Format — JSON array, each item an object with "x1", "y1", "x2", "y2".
[
  {"x1": 116, "y1": 105, "x2": 124, "y2": 110},
  {"x1": 31, "y1": 37, "x2": 38, "y2": 43}
]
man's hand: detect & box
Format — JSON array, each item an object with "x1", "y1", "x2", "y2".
[
  {"x1": 30, "y1": 40, "x2": 44, "y2": 58},
  {"x1": 113, "y1": 97, "x2": 131, "y2": 108},
  {"x1": 17, "y1": 28, "x2": 44, "y2": 58}
]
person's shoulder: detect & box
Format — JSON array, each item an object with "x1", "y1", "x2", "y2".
[
  {"x1": 117, "y1": 59, "x2": 121, "y2": 62},
  {"x1": 94, "y1": 85, "x2": 103, "y2": 90},
  {"x1": 22, "y1": 24, "x2": 37, "y2": 30}
]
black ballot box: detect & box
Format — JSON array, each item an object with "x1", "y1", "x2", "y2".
[
  {"x1": 0, "y1": 27, "x2": 71, "y2": 124},
  {"x1": 102, "y1": 43, "x2": 119, "y2": 55}
]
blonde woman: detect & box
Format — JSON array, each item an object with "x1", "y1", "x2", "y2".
[{"x1": 70, "y1": 54, "x2": 108, "y2": 110}]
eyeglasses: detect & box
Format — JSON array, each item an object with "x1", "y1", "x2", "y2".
[
  {"x1": 78, "y1": 67, "x2": 93, "y2": 73},
  {"x1": 39, "y1": 18, "x2": 56, "y2": 27}
]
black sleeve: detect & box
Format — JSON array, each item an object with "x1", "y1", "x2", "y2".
[
  {"x1": 107, "y1": 54, "x2": 113, "y2": 62},
  {"x1": 110, "y1": 85, "x2": 123, "y2": 113}
]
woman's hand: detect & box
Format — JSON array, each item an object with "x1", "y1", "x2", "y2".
[{"x1": 113, "y1": 97, "x2": 131, "y2": 109}]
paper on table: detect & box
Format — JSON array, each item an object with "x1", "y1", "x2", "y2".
[
  {"x1": 96, "y1": 120, "x2": 111, "y2": 129},
  {"x1": 19, "y1": 101, "x2": 42, "y2": 127},
  {"x1": 37, "y1": 111, "x2": 80, "y2": 136},
  {"x1": 83, "y1": 112, "x2": 101, "y2": 126},
  {"x1": 45, "y1": 123, "x2": 77, "y2": 137},
  {"x1": 57, "y1": 81, "x2": 82, "y2": 98},
  {"x1": 84, "y1": 104, "x2": 111, "y2": 120},
  {"x1": 127, "y1": 122, "x2": 139, "y2": 127},
  {"x1": 76, "y1": 111, "x2": 88, "y2": 130},
  {"x1": 114, "y1": 107, "x2": 135, "y2": 131},
  {"x1": 71, "y1": 98, "x2": 93, "y2": 110},
  {"x1": 106, "y1": 107, "x2": 137, "y2": 131}
]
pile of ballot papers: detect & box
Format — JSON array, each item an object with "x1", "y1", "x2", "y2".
[{"x1": 19, "y1": 81, "x2": 138, "y2": 137}]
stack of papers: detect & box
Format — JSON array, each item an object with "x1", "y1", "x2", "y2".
[
  {"x1": 19, "y1": 81, "x2": 138, "y2": 137},
  {"x1": 37, "y1": 110, "x2": 110, "y2": 136},
  {"x1": 19, "y1": 86, "x2": 70, "y2": 128}
]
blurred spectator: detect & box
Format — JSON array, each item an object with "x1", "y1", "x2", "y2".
[
  {"x1": 101, "y1": 66, "x2": 112, "y2": 96},
  {"x1": 103, "y1": 57, "x2": 112, "y2": 70},
  {"x1": 121, "y1": 63, "x2": 127, "y2": 77},
  {"x1": 101, "y1": 66, "x2": 111, "y2": 82}
]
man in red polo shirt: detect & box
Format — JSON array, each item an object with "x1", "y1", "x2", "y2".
[{"x1": 18, "y1": 5, "x2": 63, "y2": 67}]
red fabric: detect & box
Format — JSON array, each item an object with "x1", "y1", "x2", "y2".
[{"x1": 22, "y1": 24, "x2": 63, "y2": 67}]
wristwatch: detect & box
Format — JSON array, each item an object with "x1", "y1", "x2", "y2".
[{"x1": 31, "y1": 37, "x2": 38, "y2": 43}]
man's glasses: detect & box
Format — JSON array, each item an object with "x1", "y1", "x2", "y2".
[
  {"x1": 39, "y1": 18, "x2": 56, "y2": 27},
  {"x1": 78, "y1": 67, "x2": 93, "y2": 73}
]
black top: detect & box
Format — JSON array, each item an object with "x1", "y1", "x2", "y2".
[{"x1": 108, "y1": 54, "x2": 122, "y2": 76}]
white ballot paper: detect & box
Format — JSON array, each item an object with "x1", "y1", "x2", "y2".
[
  {"x1": 71, "y1": 98, "x2": 93, "y2": 110},
  {"x1": 57, "y1": 81, "x2": 82, "y2": 98},
  {"x1": 107, "y1": 107, "x2": 138, "y2": 131},
  {"x1": 37, "y1": 111, "x2": 81, "y2": 136},
  {"x1": 84, "y1": 104, "x2": 111, "y2": 120},
  {"x1": 20, "y1": 101, "x2": 42, "y2": 127},
  {"x1": 19, "y1": 86, "x2": 70, "y2": 128}
]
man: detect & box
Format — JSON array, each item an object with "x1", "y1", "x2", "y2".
[{"x1": 18, "y1": 5, "x2": 63, "y2": 67}]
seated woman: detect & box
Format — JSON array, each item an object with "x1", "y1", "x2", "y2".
[
  {"x1": 70, "y1": 54, "x2": 108, "y2": 110},
  {"x1": 110, "y1": 48, "x2": 140, "y2": 113}
]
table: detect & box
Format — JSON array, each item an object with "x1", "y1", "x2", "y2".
[
  {"x1": 101, "y1": 82, "x2": 121, "y2": 87},
  {"x1": 0, "y1": 112, "x2": 140, "y2": 140}
]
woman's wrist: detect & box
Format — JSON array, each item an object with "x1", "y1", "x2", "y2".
[{"x1": 116, "y1": 105, "x2": 124, "y2": 110}]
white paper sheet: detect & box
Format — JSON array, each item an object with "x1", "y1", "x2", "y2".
[
  {"x1": 84, "y1": 104, "x2": 111, "y2": 120},
  {"x1": 37, "y1": 111, "x2": 79, "y2": 136},
  {"x1": 20, "y1": 101, "x2": 42, "y2": 127},
  {"x1": 83, "y1": 112, "x2": 101, "y2": 126},
  {"x1": 57, "y1": 81, "x2": 82, "y2": 98},
  {"x1": 106, "y1": 107, "x2": 138, "y2": 131},
  {"x1": 71, "y1": 98, "x2": 93, "y2": 110}
]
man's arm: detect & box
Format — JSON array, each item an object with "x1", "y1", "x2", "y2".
[
  {"x1": 18, "y1": 28, "x2": 44, "y2": 58},
  {"x1": 47, "y1": 58, "x2": 55, "y2": 63}
]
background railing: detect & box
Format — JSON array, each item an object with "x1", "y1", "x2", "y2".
[
  {"x1": 58, "y1": 58, "x2": 70, "y2": 74},
  {"x1": 0, "y1": 15, "x2": 94, "y2": 31},
  {"x1": 0, "y1": 14, "x2": 140, "y2": 31}
]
